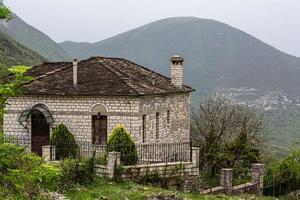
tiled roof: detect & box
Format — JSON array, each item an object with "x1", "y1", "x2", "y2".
[{"x1": 16, "y1": 56, "x2": 194, "y2": 96}]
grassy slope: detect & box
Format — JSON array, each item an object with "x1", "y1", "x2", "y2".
[
  {"x1": 0, "y1": 30, "x2": 46, "y2": 68},
  {"x1": 65, "y1": 178, "x2": 275, "y2": 200}
]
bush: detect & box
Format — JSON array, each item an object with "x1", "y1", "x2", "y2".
[
  {"x1": 0, "y1": 143, "x2": 62, "y2": 199},
  {"x1": 51, "y1": 123, "x2": 78, "y2": 160},
  {"x1": 107, "y1": 126, "x2": 138, "y2": 165},
  {"x1": 60, "y1": 157, "x2": 96, "y2": 189},
  {"x1": 0, "y1": 131, "x2": 3, "y2": 144}
]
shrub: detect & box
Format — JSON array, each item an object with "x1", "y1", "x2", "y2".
[
  {"x1": 0, "y1": 142, "x2": 62, "y2": 199},
  {"x1": 60, "y1": 157, "x2": 96, "y2": 189},
  {"x1": 107, "y1": 126, "x2": 138, "y2": 165},
  {"x1": 0, "y1": 131, "x2": 3, "y2": 144},
  {"x1": 51, "y1": 123, "x2": 78, "y2": 160}
]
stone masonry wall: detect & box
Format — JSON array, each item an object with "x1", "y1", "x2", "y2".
[
  {"x1": 4, "y1": 93, "x2": 190, "y2": 144},
  {"x1": 140, "y1": 93, "x2": 190, "y2": 143}
]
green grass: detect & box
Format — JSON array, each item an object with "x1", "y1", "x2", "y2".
[{"x1": 64, "y1": 178, "x2": 276, "y2": 200}]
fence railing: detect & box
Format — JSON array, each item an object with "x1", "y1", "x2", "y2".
[
  {"x1": 3, "y1": 135, "x2": 192, "y2": 164},
  {"x1": 263, "y1": 180, "x2": 300, "y2": 197},
  {"x1": 136, "y1": 142, "x2": 192, "y2": 164}
]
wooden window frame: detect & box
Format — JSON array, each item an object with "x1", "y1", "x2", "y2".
[
  {"x1": 167, "y1": 110, "x2": 170, "y2": 124},
  {"x1": 156, "y1": 112, "x2": 159, "y2": 139},
  {"x1": 142, "y1": 115, "x2": 146, "y2": 143}
]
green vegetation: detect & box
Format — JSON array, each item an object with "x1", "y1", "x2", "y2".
[
  {"x1": 51, "y1": 123, "x2": 78, "y2": 160},
  {"x1": 64, "y1": 178, "x2": 276, "y2": 200},
  {"x1": 264, "y1": 149, "x2": 300, "y2": 196},
  {"x1": 59, "y1": 17, "x2": 300, "y2": 155},
  {"x1": 0, "y1": 142, "x2": 62, "y2": 199},
  {"x1": 191, "y1": 97, "x2": 262, "y2": 178},
  {"x1": 0, "y1": 66, "x2": 32, "y2": 131},
  {"x1": 0, "y1": 4, "x2": 12, "y2": 19},
  {"x1": 265, "y1": 106, "x2": 300, "y2": 157},
  {"x1": 59, "y1": 17, "x2": 300, "y2": 92},
  {"x1": 60, "y1": 157, "x2": 96, "y2": 188},
  {"x1": 108, "y1": 126, "x2": 138, "y2": 165}
]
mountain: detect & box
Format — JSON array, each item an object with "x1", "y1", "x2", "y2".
[
  {"x1": 60, "y1": 17, "x2": 300, "y2": 93},
  {"x1": 60, "y1": 17, "x2": 300, "y2": 155},
  {"x1": 0, "y1": 12, "x2": 70, "y2": 61},
  {"x1": 0, "y1": 30, "x2": 46, "y2": 68}
]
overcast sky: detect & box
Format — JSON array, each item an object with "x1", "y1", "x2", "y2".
[{"x1": 5, "y1": 0, "x2": 300, "y2": 56}]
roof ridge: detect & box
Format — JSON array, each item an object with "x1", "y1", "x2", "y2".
[
  {"x1": 121, "y1": 58, "x2": 193, "y2": 90},
  {"x1": 22, "y1": 64, "x2": 72, "y2": 86}
]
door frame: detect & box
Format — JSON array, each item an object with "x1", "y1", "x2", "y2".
[
  {"x1": 31, "y1": 110, "x2": 50, "y2": 156},
  {"x1": 92, "y1": 115, "x2": 108, "y2": 145}
]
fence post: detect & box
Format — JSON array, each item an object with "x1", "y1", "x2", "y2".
[
  {"x1": 251, "y1": 163, "x2": 264, "y2": 196},
  {"x1": 42, "y1": 145, "x2": 55, "y2": 161},
  {"x1": 107, "y1": 151, "x2": 121, "y2": 179},
  {"x1": 220, "y1": 168, "x2": 233, "y2": 194},
  {"x1": 191, "y1": 147, "x2": 200, "y2": 168}
]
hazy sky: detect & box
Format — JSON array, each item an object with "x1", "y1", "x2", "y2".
[{"x1": 5, "y1": 0, "x2": 300, "y2": 56}]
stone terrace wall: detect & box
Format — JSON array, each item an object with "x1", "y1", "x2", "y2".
[
  {"x1": 202, "y1": 164, "x2": 264, "y2": 196},
  {"x1": 121, "y1": 162, "x2": 200, "y2": 191},
  {"x1": 97, "y1": 149, "x2": 200, "y2": 192}
]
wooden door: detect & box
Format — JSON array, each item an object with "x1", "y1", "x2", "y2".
[
  {"x1": 31, "y1": 112, "x2": 50, "y2": 156},
  {"x1": 92, "y1": 116, "x2": 107, "y2": 145}
]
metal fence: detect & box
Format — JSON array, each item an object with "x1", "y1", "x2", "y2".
[
  {"x1": 136, "y1": 142, "x2": 192, "y2": 164},
  {"x1": 263, "y1": 180, "x2": 300, "y2": 197},
  {"x1": 3, "y1": 135, "x2": 192, "y2": 164}
]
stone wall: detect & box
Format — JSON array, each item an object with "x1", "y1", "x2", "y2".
[
  {"x1": 95, "y1": 165, "x2": 108, "y2": 177},
  {"x1": 140, "y1": 93, "x2": 190, "y2": 143},
  {"x1": 202, "y1": 164, "x2": 264, "y2": 196},
  {"x1": 98, "y1": 150, "x2": 200, "y2": 192},
  {"x1": 3, "y1": 93, "x2": 190, "y2": 144}
]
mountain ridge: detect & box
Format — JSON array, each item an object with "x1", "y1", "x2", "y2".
[
  {"x1": 0, "y1": 10, "x2": 70, "y2": 61},
  {"x1": 0, "y1": 30, "x2": 46, "y2": 68},
  {"x1": 59, "y1": 17, "x2": 300, "y2": 92}
]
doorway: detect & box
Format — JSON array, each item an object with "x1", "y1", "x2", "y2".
[
  {"x1": 92, "y1": 115, "x2": 107, "y2": 145},
  {"x1": 31, "y1": 111, "x2": 50, "y2": 156}
]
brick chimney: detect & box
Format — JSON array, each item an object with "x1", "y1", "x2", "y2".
[
  {"x1": 170, "y1": 55, "x2": 184, "y2": 88},
  {"x1": 73, "y1": 59, "x2": 78, "y2": 87}
]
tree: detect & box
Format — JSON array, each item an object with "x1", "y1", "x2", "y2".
[
  {"x1": 0, "y1": 4, "x2": 12, "y2": 20},
  {"x1": 191, "y1": 97, "x2": 264, "y2": 177},
  {"x1": 0, "y1": 66, "x2": 32, "y2": 131},
  {"x1": 51, "y1": 123, "x2": 78, "y2": 160},
  {"x1": 107, "y1": 126, "x2": 138, "y2": 165}
]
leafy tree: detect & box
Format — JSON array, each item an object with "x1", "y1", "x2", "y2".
[
  {"x1": 191, "y1": 97, "x2": 263, "y2": 177},
  {"x1": 0, "y1": 4, "x2": 12, "y2": 20},
  {"x1": 108, "y1": 126, "x2": 138, "y2": 165},
  {"x1": 0, "y1": 66, "x2": 32, "y2": 131},
  {"x1": 264, "y1": 150, "x2": 300, "y2": 195},
  {"x1": 51, "y1": 123, "x2": 78, "y2": 160}
]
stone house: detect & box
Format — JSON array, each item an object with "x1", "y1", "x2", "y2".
[{"x1": 3, "y1": 55, "x2": 194, "y2": 156}]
